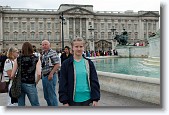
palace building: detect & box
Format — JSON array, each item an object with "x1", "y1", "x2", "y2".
[{"x1": 0, "y1": 4, "x2": 160, "y2": 52}]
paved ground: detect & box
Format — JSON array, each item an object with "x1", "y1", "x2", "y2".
[{"x1": 0, "y1": 79, "x2": 159, "y2": 107}]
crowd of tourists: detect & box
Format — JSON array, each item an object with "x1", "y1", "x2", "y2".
[
  {"x1": 83, "y1": 50, "x2": 118, "y2": 57},
  {"x1": 0, "y1": 37, "x2": 100, "y2": 106}
]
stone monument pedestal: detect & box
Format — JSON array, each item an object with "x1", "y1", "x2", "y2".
[{"x1": 142, "y1": 29, "x2": 160, "y2": 66}]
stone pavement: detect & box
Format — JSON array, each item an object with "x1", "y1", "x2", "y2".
[{"x1": 0, "y1": 79, "x2": 159, "y2": 107}]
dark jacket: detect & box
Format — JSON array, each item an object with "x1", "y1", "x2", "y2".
[
  {"x1": 59, "y1": 55, "x2": 100, "y2": 105},
  {"x1": 60, "y1": 53, "x2": 72, "y2": 64}
]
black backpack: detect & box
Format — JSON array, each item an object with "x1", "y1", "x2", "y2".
[{"x1": 0, "y1": 55, "x2": 7, "y2": 73}]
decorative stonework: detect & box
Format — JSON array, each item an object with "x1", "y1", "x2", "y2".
[{"x1": 64, "y1": 8, "x2": 92, "y2": 15}]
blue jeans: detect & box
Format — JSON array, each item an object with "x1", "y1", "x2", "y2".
[
  {"x1": 18, "y1": 83, "x2": 40, "y2": 106},
  {"x1": 42, "y1": 73, "x2": 58, "y2": 106}
]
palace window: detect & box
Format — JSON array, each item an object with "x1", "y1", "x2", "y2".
[
  {"x1": 22, "y1": 22, "x2": 27, "y2": 30},
  {"x1": 47, "y1": 23, "x2": 51, "y2": 29},
  {"x1": 47, "y1": 32, "x2": 51, "y2": 40},
  {"x1": 31, "y1": 32, "x2": 35, "y2": 40},
  {"x1": 134, "y1": 24, "x2": 137, "y2": 30},
  {"x1": 14, "y1": 32, "x2": 18, "y2": 40},
  {"x1": 55, "y1": 32, "x2": 59, "y2": 41},
  {"x1": 108, "y1": 23, "x2": 111, "y2": 29},
  {"x1": 39, "y1": 32, "x2": 43, "y2": 41},
  {"x1": 55, "y1": 23, "x2": 59, "y2": 29},
  {"x1": 108, "y1": 32, "x2": 111, "y2": 39},
  {"x1": 30, "y1": 22, "x2": 35, "y2": 30},
  {"x1": 115, "y1": 24, "x2": 118, "y2": 29},
  {"x1": 128, "y1": 24, "x2": 131, "y2": 30},
  {"x1": 39, "y1": 22, "x2": 43, "y2": 30},
  {"x1": 101, "y1": 32, "x2": 104, "y2": 39},
  {"x1": 135, "y1": 32, "x2": 138, "y2": 39},
  {"x1": 121, "y1": 24, "x2": 124, "y2": 29},
  {"x1": 94, "y1": 32, "x2": 97, "y2": 40},
  {"x1": 4, "y1": 22, "x2": 9, "y2": 29},
  {"x1": 128, "y1": 32, "x2": 132, "y2": 39},
  {"x1": 94, "y1": 23, "x2": 97, "y2": 30},
  {"x1": 101, "y1": 23, "x2": 104, "y2": 30},
  {"x1": 4, "y1": 32, "x2": 9, "y2": 40},
  {"x1": 22, "y1": 32, "x2": 27, "y2": 41},
  {"x1": 13, "y1": 22, "x2": 18, "y2": 30}
]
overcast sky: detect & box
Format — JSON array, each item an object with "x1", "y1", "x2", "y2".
[{"x1": 1, "y1": 0, "x2": 161, "y2": 12}]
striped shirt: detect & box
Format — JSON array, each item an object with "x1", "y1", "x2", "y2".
[{"x1": 41, "y1": 49, "x2": 60, "y2": 75}]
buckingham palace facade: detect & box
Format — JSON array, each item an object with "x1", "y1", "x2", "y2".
[{"x1": 0, "y1": 4, "x2": 160, "y2": 52}]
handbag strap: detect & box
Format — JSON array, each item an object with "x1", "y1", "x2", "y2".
[
  {"x1": 8, "y1": 60, "x2": 14, "y2": 83},
  {"x1": 18, "y1": 56, "x2": 22, "y2": 79}
]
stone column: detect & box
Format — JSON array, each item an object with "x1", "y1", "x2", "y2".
[
  {"x1": 146, "y1": 20, "x2": 148, "y2": 40},
  {"x1": 86, "y1": 18, "x2": 89, "y2": 40},
  {"x1": 80, "y1": 18, "x2": 82, "y2": 37},
  {"x1": 0, "y1": 12, "x2": 3, "y2": 51},
  {"x1": 139, "y1": 19, "x2": 143, "y2": 40},
  {"x1": 67, "y1": 18, "x2": 69, "y2": 41},
  {"x1": 86, "y1": 18, "x2": 89, "y2": 50},
  {"x1": 73, "y1": 18, "x2": 75, "y2": 38}
]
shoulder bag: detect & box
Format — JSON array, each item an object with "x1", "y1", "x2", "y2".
[{"x1": 10, "y1": 57, "x2": 22, "y2": 98}]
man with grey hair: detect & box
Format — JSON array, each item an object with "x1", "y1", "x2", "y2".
[{"x1": 41, "y1": 40, "x2": 60, "y2": 106}]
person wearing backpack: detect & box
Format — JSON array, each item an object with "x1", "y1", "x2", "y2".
[{"x1": 3, "y1": 47, "x2": 19, "y2": 106}]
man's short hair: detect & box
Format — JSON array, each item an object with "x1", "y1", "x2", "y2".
[
  {"x1": 64, "y1": 46, "x2": 70, "y2": 50},
  {"x1": 32, "y1": 45, "x2": 36, "y2": 52},
  {"x1": 33, "y1": 45, "x2": 36, "y2": 48}
]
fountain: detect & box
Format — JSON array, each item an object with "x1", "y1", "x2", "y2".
[
  {"x1": 91, "y1": 30, "x2": 160, "y2": 104},
  {"x1": 142, "y1": 29, "x2": 160, "y2": 66}
]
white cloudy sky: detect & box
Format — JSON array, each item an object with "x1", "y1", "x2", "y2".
[{"x1": 1, "y1": 0, "x2": 161, "y2": 12}]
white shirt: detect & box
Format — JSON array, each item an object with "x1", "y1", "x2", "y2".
[
  {"x1": 2, "y1": 59, "x2": 14, "y2": 81},
  {"x1": 58, "y1": 53, "x2": 61, "y2": 66},
  {"x1": 33, "y1": 52, "x2": 42, "y2": 82},
  {"x1": 33, "y1": 52, "x2": 41, "y2": 58}
]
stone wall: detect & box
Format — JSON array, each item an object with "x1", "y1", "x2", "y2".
[
  {"x1": 97, "y1": 71, "x2": 160, "y2": 104},
  {"x1": 116, "y1": 46, "x2": 149, "y2": 57}
]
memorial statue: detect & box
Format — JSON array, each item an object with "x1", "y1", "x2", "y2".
[
  {"x1": 114, "y1": 31, "x2": 128, "y2": 45},
  {"x1": 149, "y1": 33, "x2": 156, "y2": 37}
]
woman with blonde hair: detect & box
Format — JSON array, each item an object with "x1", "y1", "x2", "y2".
[
  {"x1": 3, "y1": 47, "x2": 19, "y2": 106},
  {"x1": 11, "y1": 42, "x2": 41, "y2": 106}
]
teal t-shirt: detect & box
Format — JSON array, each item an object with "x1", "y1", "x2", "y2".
[{"x1": 73, "y1": 58, "x2": 90, "y2": 102}]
